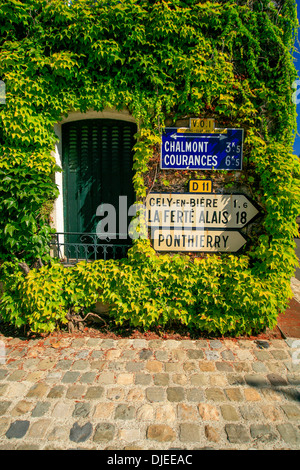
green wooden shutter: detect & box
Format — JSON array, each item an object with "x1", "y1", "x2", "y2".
[{"x1": 62, "y1": 119, "x2": 136, "y2": 258}]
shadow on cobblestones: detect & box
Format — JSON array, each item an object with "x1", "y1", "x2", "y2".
[{"x1": 256, "y1": 385, "x2": 300, "y2": 403}]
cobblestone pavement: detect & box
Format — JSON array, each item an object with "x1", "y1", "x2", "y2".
[{"x1": 0, "y1": 332, "x2": 300, "y2": 450}]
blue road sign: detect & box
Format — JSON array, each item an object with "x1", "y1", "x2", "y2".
[{"x1": 161, "y1": 127, "x2": 244, "y2": 170}]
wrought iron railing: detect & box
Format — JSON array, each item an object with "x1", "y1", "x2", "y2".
[{"x1": 50, "y1": 232, "x2": 131, "y2": 264}]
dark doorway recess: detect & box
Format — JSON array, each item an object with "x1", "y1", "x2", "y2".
[{"x1": 60, "y1": 118, "x2": 137, "y2": 261}]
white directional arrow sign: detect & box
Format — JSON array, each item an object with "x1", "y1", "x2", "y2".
[
  {"x1": 152, "y1": 229, "x2": 247, "y2": 253},
  {"x1": 161, "y1": 127, "x2": 244, "y2": 170},
  {"x1": 146, "y1": 193, "x2": 259, "y2": 229}
]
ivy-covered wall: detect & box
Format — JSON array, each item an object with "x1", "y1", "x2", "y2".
[{"x1": 0, "y1": 0, "x2": 299, "y2": 335}]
